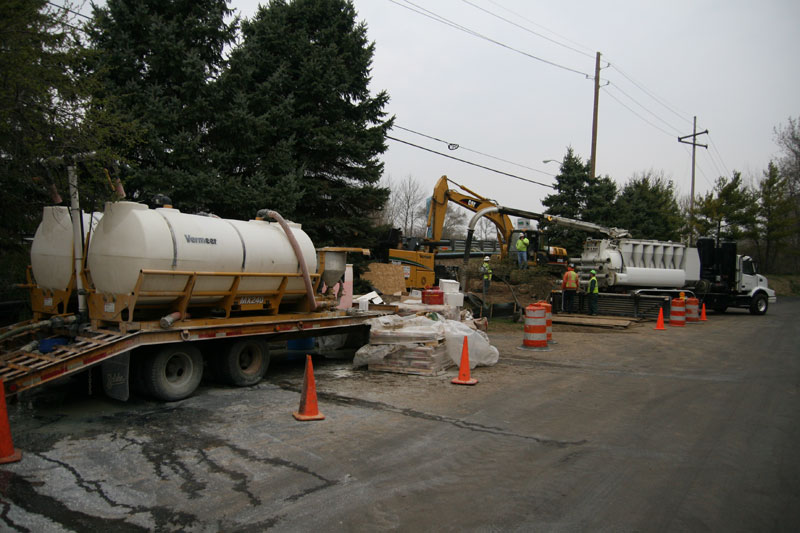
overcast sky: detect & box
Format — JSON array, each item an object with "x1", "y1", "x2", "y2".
[{"x1": 236, "y1": 2, "x2": 799, "y2": 214}]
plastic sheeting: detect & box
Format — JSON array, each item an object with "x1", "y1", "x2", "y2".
[
  {"x1": 443, "y1": 319, "x2": 499, "y2": 369},
  {"x1": 353, "y1": 314, "x2": 498, "y2": 370}
]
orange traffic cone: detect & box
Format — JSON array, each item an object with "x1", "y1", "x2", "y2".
[
  {"x1": 654, "y1": 307, "x2": 666, "y2": 331},
  {"x1": 700, "y1": 303, "x2": 708, "y2": 321},
  {"x1": 293, "y1": 355, "x2": 325, "y2": 421},
  {"x1": 0, "y1": 381, "x2": 21, "y2": 464},
  {"x1": 452, "y1": 336, "x2": 478, "y2": 386}
]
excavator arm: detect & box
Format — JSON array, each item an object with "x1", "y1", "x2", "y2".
[{"x1": 427, "y1": 176, "x2": 518, "y2": 257}]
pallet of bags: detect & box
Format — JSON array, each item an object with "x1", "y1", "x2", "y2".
[{"x1": 354, "y1": 315, "x2": 454, "y2": 376}]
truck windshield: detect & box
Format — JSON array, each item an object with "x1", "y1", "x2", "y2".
[{"x1": 742, "y1": 258, "x2": 756, "y2": 275}]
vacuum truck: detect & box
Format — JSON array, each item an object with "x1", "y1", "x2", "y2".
[
  {"x1": 462, "y1": 210, "x2": 775, "y2": 316},
  {"x1": 547, "y1": 215, "x2": 776, "y2": 315}
]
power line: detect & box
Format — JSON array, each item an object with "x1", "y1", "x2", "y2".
[
  {"x1": 606, "y1": 80, "x2": 683, "y2": 135},
  {"x1": 459, "y1": 0, "x2": 596, "y2": 60},
  {"x1": 707, "y1": 134, "x2": 731, "y2": 177},
  {"x1": 387, "y1": 0, "x2": 592, "y2": 78},
  {"x1": 46, "y1": 1, "x2": 91, "y2": 21},
  {"x1": 704, "y1": 148, "x2": 725, "y2": 179},
  {"x1": 393, "y1": 125, "x2": 556, "y2": 177},
  {"x1": 681, "y1": 145, "x2": 715, "y2": 190},
  {"x1": 607, "y1": 62, "x2": 693, "y2": 126},
  {"x1": 386, "y1": 135, "x2": 556, "y2": 189},
  {"x1": 602, "y1": 86, "x2": 676, "y2": 138},
  {"x1": 485, "y1": 0, "x2": 596, "y2": 57}
]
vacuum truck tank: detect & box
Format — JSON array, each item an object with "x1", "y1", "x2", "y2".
[
  {"x1": 86, "y1": 201, "x2": 316, "y2": 305},
  {"x1": 577, "y1": 238, "x2": 700, "y2": 289}
]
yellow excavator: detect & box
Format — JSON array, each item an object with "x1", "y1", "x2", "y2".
[{"x1": 389, "y1": 176, "x2": 568, "y2": 288}]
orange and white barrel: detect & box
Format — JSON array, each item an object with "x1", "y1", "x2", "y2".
[
  {"x1": 685, "y1": 297, "x2": 700, "y2": 323},
  {"x1": 520, "y1": 304, "x2": 550, "y2": 351},
  {"x1": 536, "y1": 300, "x2": 555, "y2": 344},
  {"x1": 669, "y1": 298, "x2": 686, "y2": 327}
]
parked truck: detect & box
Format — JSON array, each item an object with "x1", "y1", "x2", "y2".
[
  {"x1": 463, "y1": 210, "x2": 776, "y2": 315},
  {"x1": 1, "y1": 199, "x2": 386, "y2": 402},
  {"x1": 548, "y1": 214, "x2": 776, "y2": 315}
]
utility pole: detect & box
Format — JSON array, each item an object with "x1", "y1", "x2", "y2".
[
  {"x1": 678, "y1": 117, "x2": 708, "y2": 244},
  {"x1": 590, "y1": 52, "x2": 601, "y2": 180}
]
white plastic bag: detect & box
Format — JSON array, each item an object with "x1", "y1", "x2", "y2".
[{"x1": 443, "y1": 319, "x2": 499, "y2": 368}]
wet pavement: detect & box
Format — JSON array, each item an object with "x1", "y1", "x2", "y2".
[{"x1": 1, "y1": 299, "x2": 799, "y2": 531}]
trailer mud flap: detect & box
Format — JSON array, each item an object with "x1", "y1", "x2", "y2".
[{"x1": 101, "y1": 351, "x2": 130, "y2": 401}]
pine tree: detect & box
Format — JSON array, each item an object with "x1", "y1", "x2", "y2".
[
  {"x1": 542, "y1": 148, "x2": 618, "y2": 254},
  {"x1": 695, "y1": 172, "x2": 757, "y2": 242},
  {"x1": 752, "y1": 162, "x2": 796, "y2": 273},
  {"x1": 87, "y1": 0, "x2": 236, "y2": 211},
  {"x1": 213, "y1": 0, "x2": 392, "y2": 247},
  {"x1": 614, "y1": 172, "x2": 682, "y2": 241},
  {"x1": 0, "y1": 1, "x2": 134, "y2": 293}
]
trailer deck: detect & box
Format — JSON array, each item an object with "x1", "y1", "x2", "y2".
[{"x1": 0, "y1": 309, "x2": 384, "y2": 397}]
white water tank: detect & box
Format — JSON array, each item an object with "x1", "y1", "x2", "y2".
[
  {"x1": 31, "y1": 206, "x2": 101, "y2": 291},
  {"x1": 86, "y1": 202, "x2": 316, "y2": 304}
]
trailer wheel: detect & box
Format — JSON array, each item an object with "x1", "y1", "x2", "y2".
[
  {"x1": 142, "y1": 344, "x2": 204, "y2": 401},
  {"x1": 749, "y1": 293, "x2": 768, "y2": 315},
  {"x1": 216, "y1": 339, "x2": 270, "y2": 387}
]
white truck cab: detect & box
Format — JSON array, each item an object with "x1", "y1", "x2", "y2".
[{"x1": 738, "y1": 255, "x2": 776, "y2": 314}]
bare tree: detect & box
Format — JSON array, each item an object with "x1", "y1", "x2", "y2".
[
  {"x1": 476, "y1": 218, "x2": 496, "y2": 241},
  {"x1": 381, "y1": 174, "x2": 428, "y2": 236},
  {"x1": 773, "y1": 117, "x2": 800, "y2": 272},
  {"x1": 440, "y1": 204, "x2": 468, "y2": 239}
]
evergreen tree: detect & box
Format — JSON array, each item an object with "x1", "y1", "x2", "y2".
[
  {"x1": 87, "y1": 0, "x2": 236, "y2": 211},
  {"x1": 541, "y1": 148, "x2": 618, "y2": 254},
  {"x1": 695, "y1": 172, "x2": 757, "y2": 242},
  {"x1": 614, "y1": 171, "x2": 682, "y2": 241},
  {"x1": 213, "y1": 0, "x2": 392, "y2": 247},
  {"x1": 584, "y1": 175, "x2": 618, "y2": 230},
  {"x1": 751, "y1": 162, "x2": 796, "y2": 273},
  {"x1": 0, "y1": 1, "x2": 134, "y2": 292}
]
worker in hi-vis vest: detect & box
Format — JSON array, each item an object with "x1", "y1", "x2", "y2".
[
  {"x1": 561, "y1": 264, "x2": 579, "y2": 313},
  {"x1": 480, "y1": 256, "x2": 492, "y2": 301},
  {"x1": 515, "y1": 234, "x2": 530, "y2": 269},
  {"x1": 588, "y1": 269, "x2": 599, "y2": 315}
]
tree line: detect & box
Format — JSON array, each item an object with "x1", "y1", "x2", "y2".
[
  {"x1": 1, "y1": 0, "x2": 392, "y2": 290},
  {"x1": 539, "y1": 134, "x2": 799, "y2": 274},
  {"x1": 1, "y1": 0, "x2": 797, "y2": 297}
]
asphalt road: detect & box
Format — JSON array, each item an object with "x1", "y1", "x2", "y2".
[{"x1": 1, "y1": 298, "x2": 798, "y2": 531}]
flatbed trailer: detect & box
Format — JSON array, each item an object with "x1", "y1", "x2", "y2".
[{"x1": 0, "y1": 308, "x2": 385, "y2": 401}]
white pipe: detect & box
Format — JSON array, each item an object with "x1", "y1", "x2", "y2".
[{"x1": 68, "y1": 165, "x2": 87, "y2": 313}]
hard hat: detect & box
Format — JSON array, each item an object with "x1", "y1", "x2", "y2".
[
  {"x1": 568, "y1": 263, "x2": 574, "y2": 268},
  {"x1": 590, "y1": 269, "x2": 596, "y2": 274},
  {"x1": 484, "y1": 256, "x2": 490, "y2": 261}
]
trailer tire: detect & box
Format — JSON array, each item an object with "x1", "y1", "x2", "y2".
[
  {"x1": 216, "y1": 339, "x2": 270, "y2": 387},
  {"x1": 749, "y1": 293, "x2": 768, "y2": 315},
  {"x1": 142, "y1": 344, "x2": 203, "y2": 401}
]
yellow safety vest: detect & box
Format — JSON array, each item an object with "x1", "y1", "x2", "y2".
[
  {"x1": 589, "y1": 276, "x2": 599, "y2": 293},
  {"x1": 482, "y1": 262, "x2": 492, "y2": 280},
  {"x1": 515, "y1": 237, "x2": 529, "y2": 251}
]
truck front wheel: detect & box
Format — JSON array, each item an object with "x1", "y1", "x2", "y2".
[
  {"x1": 215, "y1": 339, "x2": 270, "y2": 386},
  {"x1": 142, "y1": 344, "x2": 204, "y2": 401},
  {"x1": 749, "y1": 293, "x2": 768, "y2": 315}
]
